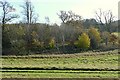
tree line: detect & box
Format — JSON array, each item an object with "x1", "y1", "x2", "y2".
[{"x1": 0, "y1": 0, "x2": 119, "y2": 55}]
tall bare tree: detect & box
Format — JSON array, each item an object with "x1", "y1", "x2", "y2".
[
  {"x1": 57, "y1": 11, "x2": 69, "y2": 23},
  {"x1": 95, "y1": 9, "x2": 115, "y2": 46},
  {"x1": 57, "y1": 10, "x2": 82, "y2": 52},
  {"x1": 57, "y1": 11, "x2": 69, "y2": 51},
  {"x1": 95, "y1": 9, "x2": 115, "y2": 32},
  {"x1": 95, "y1": 9, "x2": 103, "y2": 25},
  {"x1": 21, "y1": 0, "x2": 38, "y2": 24},
  {"x1": 20, "y1": 0, "x2": 38, "y2": 53}
]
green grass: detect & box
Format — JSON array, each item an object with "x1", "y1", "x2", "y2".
[
  {"x1": 1, "y1": 49, "x2": 119, "y2": 78},
  {"x1": 2, "y1": 71, "x2": 118, "y2": 78},
  {"x1": 1, "y1": 51, "x2": 119, "y2": 69}
]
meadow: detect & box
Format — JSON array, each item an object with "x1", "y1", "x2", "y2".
[{"x1": 1, "y1": 49, "x2": 119, "y2": 78}]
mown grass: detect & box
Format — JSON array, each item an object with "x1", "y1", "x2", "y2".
[
  {"x1": 2, "y1": 71, "x2": 118, "y2": 78},
  {"x1": 1, "y1": 51, "x2": 119, "y2": 69},
  {"x1": 1, "y1": 49, "x2": 119, "y2": 78}
]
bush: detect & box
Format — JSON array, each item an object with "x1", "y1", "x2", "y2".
[{"x1": 75, "y1": 33, "x2": 90, "y2": 50}]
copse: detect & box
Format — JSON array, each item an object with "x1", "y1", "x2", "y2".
[
  {"x1": 75, "y1": 33, "x2": 90, "y2": 50},
  {"x1": 88, "y1": 27, "x2": 101, "y2": 49}
]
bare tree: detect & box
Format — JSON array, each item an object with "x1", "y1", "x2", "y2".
[
  {"x1": 103, "y1": 10, "x2": 115, "y2": 25},
  {"x1": 95, "y1": 9, "x2": 115, "y2": 32},
  {"x1": 20, "y1": 0, "x2": 39, "y2": 53},
  {"x1": 57, "y1": 11, "x2": 69, "y2": 23},
  {"x1": 57, "y1": 11, "x2": 68, "y2": 51},
  {"x1": 95, "y1": 9, "x2": 103, "y2": 25},
  {"x1": 57, "y1": 10, "x2": 82, "y2": 52},
  {"x1": 95, "y1": 9, "x2": 115, "y2": 46},
  {"x1": 21, "y1": 0, "x2": 38, "y2": 24},
  {"x1": 67, "y1": 10, "x2": 81, "y2": 21},
  {"x1": 0, "y1": 0, "x2": 18, "y2": 30},
  {"x1": 57, "y1": 10, "x2": 81, "y2": 24}
]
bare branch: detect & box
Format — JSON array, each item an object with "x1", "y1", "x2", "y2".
[
  {"x1": 0, "y1": 1, "x2": 18, "y2": 30},
  {"x1": 95, "y1": 9, "x2": 103, "y2": 24},
  {"x1": 57, "y1": 11, "x2": 69, "y2": 23},
  {"x1": 57, "y1": 10, "x2": 81, "y2": 24},
  {"x1": 5, "y1": 14, "x2": 19, "y2": 23},
  {"x1": 21, "y1": 0, "x2": 38, "y2": 24}
]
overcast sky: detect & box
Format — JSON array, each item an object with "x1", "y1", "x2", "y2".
[{"x1": 1, "y1": 0, "x2": 120, "y2": 25}]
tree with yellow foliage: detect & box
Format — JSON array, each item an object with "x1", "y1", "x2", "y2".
[
  {"x1": 88, "y1": 27, "x2": 101, "y2": 49},
  {"x1": 75, "y1": 33, "x2": 90, "y2": 50}
]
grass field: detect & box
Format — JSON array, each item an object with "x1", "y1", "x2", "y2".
[{"x1": 1, "y1": 49, "x2": 120, "y2": 78}]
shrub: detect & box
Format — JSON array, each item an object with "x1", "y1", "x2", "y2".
[{"x1": 75, "y1": 33, "x2": 90, "y2": 50}]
